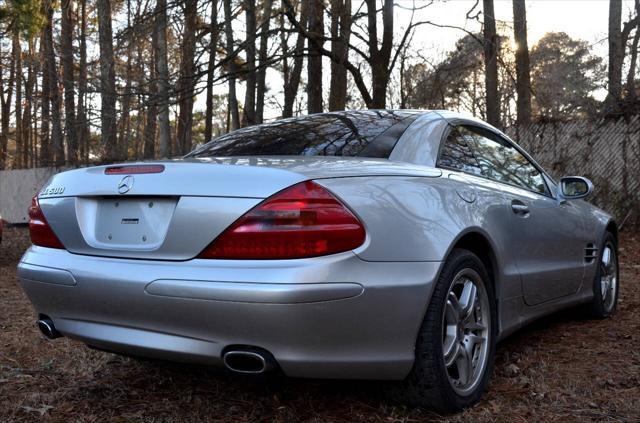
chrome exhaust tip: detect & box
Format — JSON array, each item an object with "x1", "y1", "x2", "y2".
[
  {"x1": 37, "y1": 318, "x2": 61, "y2": 339},
  {"x1": 222, "y1": 349, "x2": 275, "y2": 374}
]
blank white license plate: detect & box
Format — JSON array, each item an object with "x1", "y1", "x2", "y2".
[{"x1": 92, "y1": 197, "x2": 178, "y2": 249}]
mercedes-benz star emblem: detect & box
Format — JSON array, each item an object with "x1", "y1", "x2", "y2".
[{"x1": 118, "y1": 175, "x2": 134, "y2": 194}]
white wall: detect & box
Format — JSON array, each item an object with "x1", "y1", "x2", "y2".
[{"x1": 0, "y1": 168, "x2": 60, "y2": 224}]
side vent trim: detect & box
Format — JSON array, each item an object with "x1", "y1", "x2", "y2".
[{"x1": 585, "y1": 243, "x2": 598, "y2": 263}]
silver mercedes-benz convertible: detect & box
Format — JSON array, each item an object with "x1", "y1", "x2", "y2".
[{"x1": 18, "y1": 110, "x2": 618, "y2": 412}]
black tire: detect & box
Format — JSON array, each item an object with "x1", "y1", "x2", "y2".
[
  {"x1": 389, "y1": 249, "x2": 497, "y2": 413},
  {"x1": 589, "y1": 231, "x2": 619, "y2": 318}
]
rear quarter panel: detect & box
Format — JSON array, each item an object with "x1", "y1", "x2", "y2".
[
  {"x1": 317, "y1": 175, "x2": 511, "y2": 262},
  {"x1": 317, "y1": 174, "x2": 524, "y2": 337}
]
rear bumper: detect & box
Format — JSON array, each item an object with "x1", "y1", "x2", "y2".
[{"x1": 18, "y1": 246, "x2": 440, "y2": 379}]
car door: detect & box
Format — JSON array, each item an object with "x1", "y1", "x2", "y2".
[
  {"x1": 435, "y1": 125, "x2": 524, "y2": 308},
  {"x1": 456, "y1": 124, "x2": 586, "y2": 305}
]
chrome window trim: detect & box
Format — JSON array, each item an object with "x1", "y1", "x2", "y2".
[{"x1": 436, "y1": 122, "x2": 555, "y2": 200}]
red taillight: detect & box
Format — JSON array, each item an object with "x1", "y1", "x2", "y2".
[
  {"x1": 198, "y1": 181, "x2": 366, "y2": 259},
  {"x1": 105, "y1": 164, "x2": 165, "y2": 175},
  {"x1": 28, "y1": 196, "x2": 64, "y2": 249}
]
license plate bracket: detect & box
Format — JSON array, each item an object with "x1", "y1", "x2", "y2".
[{"x1": 77, "y1": 197, "x2": 178, "y2": 250}]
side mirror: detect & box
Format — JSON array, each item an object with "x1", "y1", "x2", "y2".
[{"x1": 559, "y1": 176, "x2": 593, "y2": 200}]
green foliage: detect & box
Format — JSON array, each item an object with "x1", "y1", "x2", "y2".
[
  {"x1": 403, "y1": 31, "x2": 605, "y2": 124},
  {"x1": 530, "y1": 32, "x2": 605, "y2": 121},
  {"x1": 403, "y1": 34, "x2": 514, "y2": 122},
  {"x1": 0, "y1": 0, "x2": 47, "y2": 38}
]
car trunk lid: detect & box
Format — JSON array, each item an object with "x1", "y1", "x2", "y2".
[{"x1": 36, "y1": 158, "x2": 440, "y2": 260}]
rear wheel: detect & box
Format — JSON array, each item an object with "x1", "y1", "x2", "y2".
[
  {"x1": 391, "y1": 249, "x2": 496, "y2": 412},
  {"x1": 589, "y1": 232, "x2": 619, "y2": 318}
]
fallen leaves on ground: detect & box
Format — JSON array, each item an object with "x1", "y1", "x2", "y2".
[{"x1": 1, "y1": 227, "x2": 638, "y2": 422}]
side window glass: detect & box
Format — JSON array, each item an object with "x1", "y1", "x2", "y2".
[
  {"x1": 437, "y1": 127, "x2": 482, "y2": 176},
  {"x1": 462, "y1": 126, "x2": 547, "y2": 194}
]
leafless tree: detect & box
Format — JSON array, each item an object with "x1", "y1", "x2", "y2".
[
  {"x1": 512, "y1": 0, "x2": 531, "y2": 125},
  {"x1": 61, "y1": 0, "x2": 77, "y2": 163},
  {"x1": 282, "y1": 0, "x2": 309, "y2": 117},
  {"x1": 154, "y1": 0, "x2": 172, "y2": 157},
  {"x1": 224, "y1": 0, "x2": 240, "y2": 130},
  {"x1": 483, "y1": 0, "x2": 500, "y2": 126},
  {"x1": 243, "y1": 0, "x2": 258, "y2": 125},
  {"x1": 177, "y1": 0, "x2": 198, "y2": 154},
  {"x1": 307, "y1": 0, "x2": 324, "y2": 113},
  {"x1": 328, "y1": 0, "x2": 351, "y2": 111},
  {"x1": 77, "y1": 0, "x2": 90, "y2": 163},
  {"x1": 204, "y1": 0, "x2": 220, "y2": 140},
  {"x1": 606, "y1": 0, "x2": 639, "y2": 112},
  {"x1": 97, "y1": 0, "x2": 117, "y2": 161},
  {"x1": 255, "y1": 0, "x2": 273, "y2": 123}
]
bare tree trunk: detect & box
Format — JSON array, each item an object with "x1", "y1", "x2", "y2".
[
  {"x1": 97, "y1": 0, "x2": 117, "y2": 162},
  {"x1": 283, "y1": 0, "x2": 309, "y2": 117},
  {"x1": 0, "y1": 51, "x2": 16, "y2": 168},
  {"x1": 133, "y1": 92, "x2": 146, "y2": 160},
  {"x1": 143, "y1": 6, "x2": 159, "y2": 159},
  {"x1": 154, "y1": 0, "x2": 171, "y2": 157},
  {"x1": 204, "y1": 0, "x2": 219, "y2": 141},
  {"x1": 307, "y1": 0, "x2": 324, "y2": 113},
  {"x1": 0, "y1": 42, "x2": 5, "y2": 169},
  {"x1": 328, "y1": 0, "x2": 351, "y2": 111},
  {"x1": 625, "y1": 19, "x2": 640, "y2": 101},
  {"x1": 243, "y1": 0, "x2": 257, "y2": 126},
  {"x1": 172, "y1": 108, "x2": 179, "y2": 154},
  {"x1": 12, "y1": 33, "x2": 23, "y2": 168},
  {"x1": 280, "y1": 7, "x2": 290, "y2": 116},
  {"x1": 77, "y1": 0, "x2": 89, "y2": 164},
  {"x1": 143, "y1": 66, "x2": 158, "y2": 159},
  {"x1": 118, "y1": 0, "x2": 133, "y2": 160},
  {"x1": 607, "y1": 0, "x2": 623, "y2": 107},
  {"x1": 367, "y1": 0, "x2": 393, "y2": 108},
  {"x1": 29, "y1": 71, "x2": 37, "y2": 167},
  {"x1": 255, "y1": 0, "x2": 273, "y2": 123},
  {"x1": 32, "y1": 54, "x2": 40, "y2": 167},
  {"x1": 135, "y1": 43, "x2": 145, "y2": 160},
  {"x1": 513, "y1": 0, "x2": 531, "y2": 125},
  {"x1": 39, "y1": 27, "x2": 51, "y2": 166},
  {"x1": 483, "y1": 0, "x2": 500, "y2": 127},
  {"x1": 61, "y1": 0, "x2": 78, "y2": 164},
  {"x1": 177, "y1": 0, "x2": 198, "y2": 153},
  {"x1": 48, "y1": 29, "x2": 65, "y2": 165},
  {"x1": 142, "y1": 102, "x2": 157, "y2": 158},
  {"x1": 284, "y1": 0, "x2": 382, "y2": 108},
  {"x1": 22, "y1": 40, "x2": 36, "y2": 168},
  {"x1": 223, "y1": 0, "x2": 240, "y2": 130},
  {"x1": 42, "y1": 2, "x2": 64, "y2": 166},
  {"x1": 399, "y1": 43, "x2": 409, "y2": 109}
]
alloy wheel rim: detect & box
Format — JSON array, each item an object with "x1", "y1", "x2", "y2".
[
  {"x1": 600, "y1": 242, "x2": 617, "y2": 312},
  {"x1": 441, "y1": 268, "x2": 491, "y2": 396}
]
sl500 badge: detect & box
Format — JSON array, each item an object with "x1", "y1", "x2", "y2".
[{"x1": 41, "y1": 186, "x2": 65, "y2": 196}]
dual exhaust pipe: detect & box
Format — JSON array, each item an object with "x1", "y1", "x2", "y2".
[
  {"x1": 37, "y1": 317, "x2": 62, "y2": 339},
  {"x1": 222, "y1": 347, "x2": 276, "y2": 374},
  {"x1": 36, "y1": 318, "x2": 275, "y2": 374}
]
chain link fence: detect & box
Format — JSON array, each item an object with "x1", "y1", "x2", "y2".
[
  {"x1": 506, "y1": 116, "x2": 640, "y2": 230},
  {"x1": 2, "y1": 118, "x2": 639, "y2": 229}
]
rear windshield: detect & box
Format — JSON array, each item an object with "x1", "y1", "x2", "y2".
[{"x1": 186, "y1": 110, "x2": 418, "y2": 158}]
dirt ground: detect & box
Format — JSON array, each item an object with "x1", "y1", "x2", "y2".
[{"x1": 0, "y1": 226, "x2": 638, "y2": 422}]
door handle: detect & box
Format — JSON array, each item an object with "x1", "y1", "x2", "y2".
[{"x1": 511, "y1": 200, "x2": 530, "y2": 216}]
